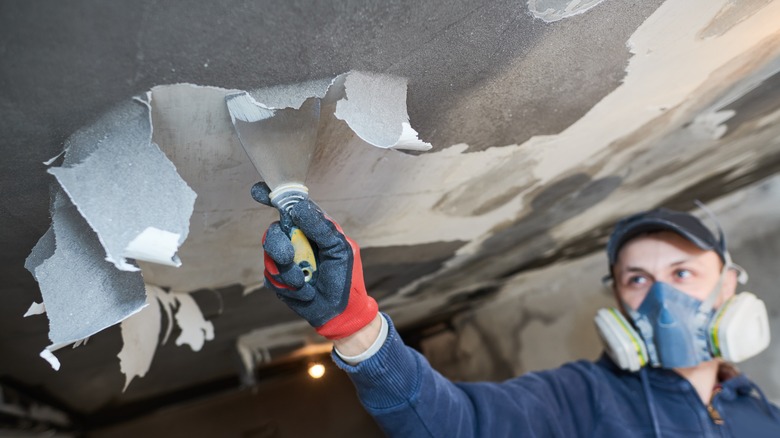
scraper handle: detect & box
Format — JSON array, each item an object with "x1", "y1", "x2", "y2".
[
  {"x1": 279, "y1": 211, "x2": 318, "y2": 283},
  {"x1": 251, "y1": 182, "x2": 319, "y2": 283}
]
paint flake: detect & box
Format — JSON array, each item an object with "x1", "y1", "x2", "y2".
[
  {"x1": 71, "y1": 337, "x2": 89, "y2": 348},
  {"x1": 47, "y1": 95, "x2": 196, "y2": 271},
  {"x1": 39, "y1": 349, "x2": 61, "y2": 371},
  {"x1": 174, "y1": 293, "x2": 214, "y2": 352},
  {"x1": 236, "y1": 71, "x2": 430, "y2": 152},
  {"x1": 118, "y1": 289, "x2": 161, "y2": 391},
  {"x1": 334, "y1": 71, "x2": 432, "y2": 151},
  {"x1": 30, "y1": 189, "x2": 148, "y2": 369},
  {"x1": 117, "y1": 285, "x2": 214, "y2": 390},
  {"x1": 528, "y1": 0, "x2": 607, "y2": 23},
  {"x1": 23, "y1": 302, "x2": 46, "y2": 317},
  {"x1": 124, "y1": 227, "x2": 183, "y2": 268},
  {"x1": 25, "y1": 71, "x2": 426, "y2": 372}
]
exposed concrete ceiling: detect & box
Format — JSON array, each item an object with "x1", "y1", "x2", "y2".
[{"x1": 2, "y1": 0, "x2": 780, "y2": 432}]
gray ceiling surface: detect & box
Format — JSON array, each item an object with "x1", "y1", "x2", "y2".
[{"x1": 2, "y1": 0, "x2": 780, "y2": 432}]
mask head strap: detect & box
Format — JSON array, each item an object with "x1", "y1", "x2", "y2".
[
  {"x1": 693, "y1": 200, "x2": 748, "y2": 284},
  {"x1": 699, "y1": 259, "x2": 730, "y2": 314}
]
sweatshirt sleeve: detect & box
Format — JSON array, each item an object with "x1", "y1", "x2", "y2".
[{"x1": 332, "y1": 314, "x2": 604, "y2": 438}]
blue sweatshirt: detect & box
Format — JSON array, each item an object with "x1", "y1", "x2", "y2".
[{"x1": 334, "y1": 315, "x2": 780, "y2": 437}]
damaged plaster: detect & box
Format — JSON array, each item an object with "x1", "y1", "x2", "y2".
[
  {"x1": 118, "y1": 285, "x2": 216, "y2": 390},
  {"x1": 142, "y1": 71, "x2": 430, "y2": 292},
  {"x1": 6, "y1": 0, "x2": 780, "y2": 410},
  {"x1": 26, "y1": 96, "x2": 197, "y2": 369},
  {"x1": 141, "y1": 0, "x2": 780, "y2": 365},
  {"x1": 24, "y1": 70, "x2": 432, "y2": 375},
  {"x1": 2, "y1": 0, "x2": 778, "y2": 418},
  {"x1": 328, "y1": 0, "x2": 780, "y2": 329}
]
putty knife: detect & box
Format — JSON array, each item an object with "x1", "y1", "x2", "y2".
[{"x1": 226, "y1": 93, "x2": 321, "y2": 282}]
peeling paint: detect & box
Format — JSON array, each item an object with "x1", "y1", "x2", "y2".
[
  {"x1": 118, "y1": 1, "x2": 780, "y2": 306},
  {"x1": 334, "y1": 71, "x2": 431, "y2": 151},
  {"x1": 23, "y1": 301, "x2": 45, "y2": 317},
  {"x1": 528, "y1": 0, "x2": 607, "y2": 23},
  {"x1": 118, "y1": 289, "x2": 161, "y2": 391},
  {"x1": 117, "y1": 285, "x2": 216, "y2": 390},
  {"x1": 29, "y1": 190, "x2": 147, "y2": 368},
  {"x1": 7, "y1": 0, "x2": 780, "y2": 415},
  {"x1": 47, "y1": 95, "x2": 196, "y2": 271},
  {"x1": 142, "y1": 74, "x2": 431, "y2": 292},
  {"x1": 174, "y1": 293, "x2": 215, "y2": 352},
  {"x1": 699, "y1": 0, "x2": 773, "y2": 39}
]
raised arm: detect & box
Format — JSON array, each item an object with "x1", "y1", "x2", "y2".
[{"x1": 253, "y1": 182, "x2": 601, "y2": 437}]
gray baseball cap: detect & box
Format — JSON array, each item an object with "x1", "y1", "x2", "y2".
[{"x1": 607, "y1": 208, "x2": 726, "y2": 267}]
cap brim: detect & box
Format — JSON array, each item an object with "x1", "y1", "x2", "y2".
[{"x1": 609, "y1": 218, "x2": 716, "y2": 265}]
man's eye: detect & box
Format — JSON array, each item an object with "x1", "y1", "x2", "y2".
[
  {"x1": 674, "y1": 269, "x2": 692, "y2": 279},
  {"x1": 627, "y1": 276, "x2": 648, "y2": 285}
]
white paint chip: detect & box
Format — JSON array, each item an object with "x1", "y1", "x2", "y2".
[
  {"x1": 242, "y1": 282, "x2": 264, "y2": 296},
  {"x1": 72, "y1": 337, "x2": 90, "y2": 348},
  {"x1": 39, "y1": 348, "x2": 61, "y2": 371},
  {"x1": 174, "y1": 293, "x2": 214, "y2": 352},
  {"x1": 124, "y1": 227, "x2": 183, "y2": 268},
  {"x1": 225, "y1": 92, "x2": 276, "y2": 123},
  {"x1": 334, "y1": 71, "x2": 432, "y2": 151},
  {"x1": 42, "y1": 150, "x2": 65, "y2": 165},
  {"x1": 23, "y1": 302, "x2": 46, "y2": 317},
  {"x1": 118, "y1": 289, "x2": 162, "y2": 391}
]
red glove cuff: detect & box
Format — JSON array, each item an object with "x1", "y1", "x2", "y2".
[
  {"x1": 316, "y1": 288, "x2": 378, "y2": 340},
  {"x1": 316, "y1": 235, "x2": 378, "y2": 340}
]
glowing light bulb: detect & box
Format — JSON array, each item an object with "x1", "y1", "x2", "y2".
[{"x1": 308, "y1": 363, "x2": 325, "y2": 379}]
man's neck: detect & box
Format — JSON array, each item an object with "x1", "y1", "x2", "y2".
[{"x1": 674, "y1": 359, "x2": 722, "y2": 403}]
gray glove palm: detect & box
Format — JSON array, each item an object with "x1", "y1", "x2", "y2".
[{"x1": 253, "y1": 182, "x2": 378, "y2": 340}]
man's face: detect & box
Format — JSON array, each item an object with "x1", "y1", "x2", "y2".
[{"x1": 613, "y1": 231, "x2": 737, "y2": 311}]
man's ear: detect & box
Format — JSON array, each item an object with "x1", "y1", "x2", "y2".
[{"x1": 721, "y1": 267, "x2": 739, "y2": 301}]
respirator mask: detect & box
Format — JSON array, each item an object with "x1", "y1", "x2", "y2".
[
  {"x1": 594, "y1": 206, "x2": 771, "y2": 372},
  {"x1": 595, "y1": 264, "x2": 770, "y2": 371}
]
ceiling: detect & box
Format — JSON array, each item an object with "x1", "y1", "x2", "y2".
[{"x1": 2, "y1": 0, "x2": 780, "y2": 433}]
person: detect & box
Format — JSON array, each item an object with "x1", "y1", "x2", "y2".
[{"x1": 252, "y1": 182, "x2": 780, "y2": 437}]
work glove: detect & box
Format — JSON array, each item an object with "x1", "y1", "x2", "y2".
[{"x1": 252, "y1": 182, "x2": 378, "y2": 340}]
